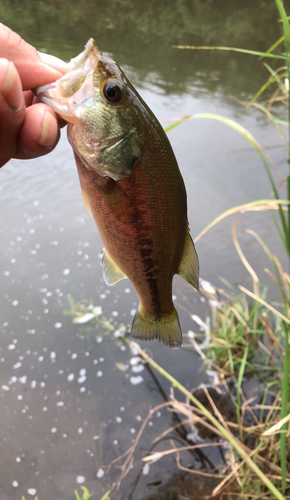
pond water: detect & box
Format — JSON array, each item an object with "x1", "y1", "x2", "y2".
[{"x1": 0, "y1": 1, "x2": 288, "y2": 498}]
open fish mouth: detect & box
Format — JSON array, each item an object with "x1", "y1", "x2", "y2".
[{"x1": 34, "y1": 39, "x2": 101, "y2": 122}]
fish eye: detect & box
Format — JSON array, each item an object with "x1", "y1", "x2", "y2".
[{"x1": 103, "y1": 81, "x2": 123, "y2": 104}]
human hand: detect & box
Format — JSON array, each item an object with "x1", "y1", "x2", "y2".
[{"x1": 0, "y1": 23, "x2": 68, "y2": 168}]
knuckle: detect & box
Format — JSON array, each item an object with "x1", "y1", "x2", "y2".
[{"x1": 0, "y1": 23, "x2": 23, "y2": 50}]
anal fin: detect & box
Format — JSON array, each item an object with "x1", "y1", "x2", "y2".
[
  {"x1": 178, "y1": 231, "x2": 199, "y2": 291},
  {"x1": 102, "y1": 249, "x2": 128, "y2": 285}
]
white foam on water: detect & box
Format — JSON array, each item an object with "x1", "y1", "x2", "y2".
[
  {"x1": 27, "y1": 488, "x2": 37, "y2": 496},
  {"x1": 130, "y1": 376, "x2": 144, "y2": 385}
]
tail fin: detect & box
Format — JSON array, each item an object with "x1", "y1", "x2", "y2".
[{"x1": 131, "y1": 307, "x2": 182, "y2": 348}]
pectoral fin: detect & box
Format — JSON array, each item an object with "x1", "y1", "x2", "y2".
[
  {"x1": 102, "y1": 249, "x2": 128, "y2": 285},
  {"x1": 81, "y1": 188, "x2": 93, "y2": 218},
  {"x1": 178, "y1": 231, "x2": 199, "y2": 291}
]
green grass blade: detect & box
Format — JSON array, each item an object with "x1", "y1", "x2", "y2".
[
  {"x1": 236, "y1": 344, "x2": 249, "y2": 433},
  {"x1": 265, "y1": 35, "x2": 285, "y2": 55},
  {"x1": 263, "y1": 62, "x2": 287, "y2": 93},
  {"x1": 237, "y1": 344, "x2": 249, "y2": 389},
  {"x1": 166, "y1": 113, "x2": 289, "y2": 250},
  {"x1": 275, "y1": 0, "x2": 290, "y2": 47},
  {"x1": 174, "y1": 45, "x2": 288, "y2": 60},
  {"x1": 167, "y1": 112, "x2": 279, "y2": 176},
  {"x1": 275, "y1": 118, "x2": 289, "y2": 126},
  {"x1": 249, "y1": 101, "x2": 287, "y2": 144},
  {"x1": 164, "y1": 118, "x2": 190, "y2": 133},
  {"x1": 74, "y1": 487, "x2": 94, "y2": 499},
  {"x1": 194, "y1": 199, "x2": 289, "y2": 246},
  {"x1": 280, "y1": 322, "x2": 290, "y2": 494},
  {"x1": 251, "y1": 230, "x2": 290, "y2": 305},
  {"x1": 100, "y1": 492, "x2": 111, "y2": 500},
  {"x1": 200, "y1": 113, "x2": 288, "y2": 241},
  {"x1": 288, "y1": 175, "x2": 290, "y2": 259},
  {"x1": 246, "y1": 74, "x2": 279, "y2": 109},
  {"x1": 239, "y1": 285, "x2": 290, "y2": 326},
  {"x1": 281, "y1": 2, "x2": 290, "y2": 481}
]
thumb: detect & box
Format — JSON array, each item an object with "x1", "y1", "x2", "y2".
[{"x1": 0, "y1": 24, "x2": 67, "y2": 90}]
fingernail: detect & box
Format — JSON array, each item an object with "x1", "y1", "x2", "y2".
[
  {"x1": 1, "y1": 61, "x2": 23, "y2": 110},
  {"x1": 38, "y1": 111, "x2": 56, "y2": 148}
]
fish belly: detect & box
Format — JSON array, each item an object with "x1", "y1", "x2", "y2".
[{"x1": 75, "y1": 148, "x2": 189, "y2": 348}]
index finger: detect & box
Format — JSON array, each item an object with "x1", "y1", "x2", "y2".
[{"x1": 0, "y1": 24, "x2": 67, "y2": 90}]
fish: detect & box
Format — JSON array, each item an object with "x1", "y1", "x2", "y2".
[{"x1": 35, "y1": 39, "x2": 199, "y2": 348}]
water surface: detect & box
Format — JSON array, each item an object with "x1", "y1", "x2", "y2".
[{"x1": 0, "y1": 1, "x2": 288, "y2": 498}]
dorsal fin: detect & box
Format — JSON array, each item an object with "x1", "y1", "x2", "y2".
[
  {"x1": 102, "y1": 249, "x2": 128, "y2": 285},
  {"x1": 178, "y1": 231, "x2": 199, "y2": 291}
]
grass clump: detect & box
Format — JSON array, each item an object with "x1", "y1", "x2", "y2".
[
  {"x1": 21, "y1": 487, "x2": 97, "y2": 500},
  {"x1": 203, "y1": 287, "x2": 266, "y2": 377}
]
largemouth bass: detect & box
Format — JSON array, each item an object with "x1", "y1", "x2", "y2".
[{"x1": 35, "y1": 39, "x2": 199, "y2": 348}]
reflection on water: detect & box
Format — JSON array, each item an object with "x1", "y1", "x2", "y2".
[
  {"x1": 0, "y1": 0, "x2": 282, "y2": 98},
  {"x1": 0, "y1": 1, "x2": 288, "y2": 498}
]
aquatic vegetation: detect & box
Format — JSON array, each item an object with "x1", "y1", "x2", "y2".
[
  {"x1": 64, "y1": 294, "x2": 115, "y2": 333},
  {"x1": 99, "y1": 492, "x2": 111, "y2": 500},
  {"x1": 20, "y1": 486, "x2": 96, "y2": 500},
  {"x1": 201, "y1": 286, "x2": 272, "y2": 377},
  {"x1": 74, "y1": 486, "x2": 94, "y2": 499}
]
